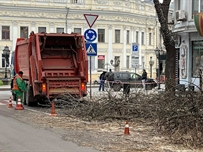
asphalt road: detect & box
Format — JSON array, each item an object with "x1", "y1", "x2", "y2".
[{"x1": 0, "y1": 90, "x2": 100, "y2": 152}]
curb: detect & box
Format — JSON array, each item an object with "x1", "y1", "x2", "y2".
[{"x1": 0, "y1": 88, "x2": 11, "y2": 91}]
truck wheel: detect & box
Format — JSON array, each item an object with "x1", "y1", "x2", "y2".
[
  {"x1": 113, "y1": 84, "x2": 121, "y2": 91},
  {"x1": 23, "y1": 91, "x2": 27, "y2": 105},
  {"x1": 26, "y1": 86, "x2": 36, "y2": 106}
]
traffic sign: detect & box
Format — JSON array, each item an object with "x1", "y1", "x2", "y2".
[
  {"x1": 131, "y1": 55, "x2": 139, "y2": 68},
  {"x1": 84, "y1": 29, "x2": 97, "y2": 42},
  {"x1": 86, "y1": 43, "x2": 97, "y2": 56},
  {"x1": 132, "y1": 43, "x2": 138, "y2": 54},
  {"x1": 83, "y1": 14, "x2": 98, "y2": 28}
]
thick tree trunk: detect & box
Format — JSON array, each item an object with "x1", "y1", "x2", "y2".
[{"x1": 153, "y1": 0, "x2": 176, "y2": 92}]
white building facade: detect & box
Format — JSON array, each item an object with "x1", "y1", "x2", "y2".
[
  {"x1": 0, "y1": 0, "x2": 160, "y2": 80},
  {"x1": 173, "y1": 0, "x2": 203, "y2": 89}
]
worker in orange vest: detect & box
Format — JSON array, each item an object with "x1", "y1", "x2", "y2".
[{"x1": 12, "y1": 71, "x2": 26, "y2": 103}]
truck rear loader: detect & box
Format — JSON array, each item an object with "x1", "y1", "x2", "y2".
[{"x1": 13, "y1": 32, "x2": 88, "y2": 106}]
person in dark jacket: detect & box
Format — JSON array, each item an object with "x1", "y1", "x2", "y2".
[
  {"x1": 141, "y1": 69, "x2": 147, "y2": 90},
  {"x1": 99, "y1": 71, "x2": 106, "y2": 91},
  {"x1": 105, "y1": 69, "x2": 114, "y2": 88}
]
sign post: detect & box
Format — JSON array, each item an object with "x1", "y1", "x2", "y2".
[
  {"x1": 134, "y1": 66, "x2": 136, "y2": 91},
  {"x1": 131, "y1": 56, "x2": 139, "y2": 91},
  {"x1": 84, "y1": 14, "x2": 99, "y2": 99},
  {"x1": 131, "y1": 42, "x2": 139, "y2": 91}
]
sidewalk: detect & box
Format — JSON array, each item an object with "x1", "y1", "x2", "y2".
[{"x1": 0, "y1": 85, "x2": 11, "y2": 91}]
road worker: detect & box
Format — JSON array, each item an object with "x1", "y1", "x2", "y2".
[{"x1": 12, "y1": 71, "x2": 26, "y2": 103}]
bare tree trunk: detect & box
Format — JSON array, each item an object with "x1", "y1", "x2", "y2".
[
  {"x1": 199, "y1": 69, "x2": 202, "y2": 92},
  {"x1": 153, "y1": 0, "x2": 176, "y2": 92}
]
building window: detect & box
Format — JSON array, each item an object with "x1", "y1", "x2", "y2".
[
  {"x1": 192, "y1": 40, "x2": 203, "y2": 77},
  {"x1": 71, "y1": 0, "x2": 77, "y2": 3},
  {"x1": 149, "y1": 33, "x2": 152, "y2": 45},
  {"x1": 38, "y1": 27, "x2": 46, "y2": 33},
  {"x1": 192, "y1": 0, "x2": 203, "y2": 17},
  {"x1": 71, "y1": 0, "x2": 83, "y2": 3},
  {"x1": 201, "y1": 0, "x2": 203, "y2": 12},
  {"x1": 136, "y1": 31, "x2": 139, "y2": 43},
  {"x1": 115, "y1": 30, "x2": 120, "y2": 43},
  {"x1": 98, "y1": 29, "x2": 105, "y2": 42},
  {"x1": 74, "y1": 28, "x2": 81, "y2": 34},
  {"x1": 126, "y1": 56, "x2": 130, "y2": 69},
  {"x1": 141, "y1": 32, "x2": 144, "y2": 45},
  {"x1": 192, "y1": 0, "x2": 199, "y2": 16},
  {"x1": 98, "y1": 55, "x2": 105, "y2": 69},
  {"x1": 56, "y1": 28, "x2": 64, "y2": 33},
  {"x1": 2, "y1": 26, "x2": 10, "y2": 40},
  {"x1": 126, "y1": 30, "x2": 130, "y2": 44},
  {"x1": 20, "y1": 26, "x2": 28, "y2": 38}
]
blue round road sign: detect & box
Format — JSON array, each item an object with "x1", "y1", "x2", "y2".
[{"x1": 84, "y1": 29, "x2": 97, "y2": 42}]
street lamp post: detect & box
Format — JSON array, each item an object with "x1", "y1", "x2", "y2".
[
  {"x1": 3, "y1": 46, "x2": 10, "y2": 79},
  {"x1": 110, "y1": 59, "x2": 120, "y2": 71},
  {"x1": 65, "y1": 7, "x2": 70, "y2": 33},
  {"x1": 155, "y1": 47, "x2": 163, "y2": 89},
  {"x1": 149, "y1": 57, "x2": 154, "y2": 78},
  {"x1": 105, "y1": 63, "x2": 111, "y2": 71}
]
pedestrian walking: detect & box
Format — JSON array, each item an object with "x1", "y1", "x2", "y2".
[
  {"x1": 12, "y1": 71, "x2": 26, "y2": 103},
  {"x1": 105, "y1": 69, "x2": 114, "y2": 88},
  {"x1": 99, "y1": 71, "x2": 106, "y2": 91},
  {"x1": 141, "y1": 69, "x2": 147, "y2": 90}
]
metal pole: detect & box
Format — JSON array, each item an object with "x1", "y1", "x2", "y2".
[
  {"x1": 90, "y1": 56, "x2": 92, "y2": 99},
  {"x1": 150, "y1": 64, "x2": 152, "y2": 78},
  {"x1": 65, "y1": 7, "x2": 69, "y2": 33},
  {"x1": 5, "y1": 53, "x2": 7, "y2": 78},
  {"x1": 135, "y1": 66, "x2": 136, "y2": 91},
  {"x1": 158, "y1": 53, "x2": 160, "y2": 89}
]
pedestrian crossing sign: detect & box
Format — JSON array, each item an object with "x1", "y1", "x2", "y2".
[{"x1": 86, "y1": 43, "x2": 97, "y2": 56}]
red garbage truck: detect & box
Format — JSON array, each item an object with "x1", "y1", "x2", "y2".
[{"x1": 13, "y1": 32, "x2": 88, "y2": 106}]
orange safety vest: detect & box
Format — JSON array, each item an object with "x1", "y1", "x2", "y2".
[{"x1": 12, "y1": 75, "x2": 23, "y2": 91}]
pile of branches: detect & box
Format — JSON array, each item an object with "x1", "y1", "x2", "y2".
[
  {"x1": 156, "y1": 90, "x2": 203, "y2": 148},
  {"x1": 54, "y1": 88, "x2": 203, "y2": 148},
  {"x1": 54, "y1": 92, "x2": 158, "y2": 121}
]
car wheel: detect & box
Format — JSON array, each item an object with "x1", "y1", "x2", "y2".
[{"x1": 113, "y1": 83, "x2": 121, "y2": 91}]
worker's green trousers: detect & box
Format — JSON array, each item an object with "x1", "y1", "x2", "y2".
[{"x1": 14, "y1": 90, "x2": 24, "y2": 104}]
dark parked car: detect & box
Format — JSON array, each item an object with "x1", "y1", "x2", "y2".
[
  {"x1": 93, "y1": 78, "x2": 100, "y2": 85},
  {"x1": 111, "y1": 71, "x2": 157, "y2": 91}
]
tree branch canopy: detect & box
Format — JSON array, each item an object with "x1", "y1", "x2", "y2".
[{"x1": 153, "y1": 0, "x2": 176, "y2": 92}]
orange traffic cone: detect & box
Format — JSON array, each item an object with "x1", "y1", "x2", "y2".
[
  {"x1": 15, "y1": 96, "x2": 24, "y2": 110},
  {"x1": 50, "y1": 102, "x2": 56, "y2": 116},
  {"x1": 124, "y1": 121, "x2": 130, "y2": 135},
  {"x1": 8, "y1": 97, "x2": 13, "y2": 108}
]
